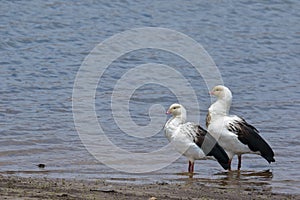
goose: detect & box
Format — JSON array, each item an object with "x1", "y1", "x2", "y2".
[
  {"x1": 164, "y1": 103, "x2": 229, "y2": 173},
  {"x1": 206, "y1": 85, "x2": 275, "y2": 170}
]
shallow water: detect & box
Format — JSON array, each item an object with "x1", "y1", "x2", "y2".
[{"x1": 1, "y1": 0, "x2": 300, "y2": 194}]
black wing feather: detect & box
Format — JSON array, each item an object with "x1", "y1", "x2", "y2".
[
  {"x1": 228, "y1": 118, "x2": 275, "y2": 163},
  {"x1": 192, "y1": 125, "x2": 230, "y2": 170}
]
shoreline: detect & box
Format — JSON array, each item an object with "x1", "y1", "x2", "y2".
[{"x1": 0, "y1": 174, "x2": 298, "y2": 200}]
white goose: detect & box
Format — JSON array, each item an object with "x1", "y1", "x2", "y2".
[
  {"x1": 206, "y1": 85, "x2": 275, "y2": 170},
  {"x1": 164, "y1": 103, "x2": 229, "y2": 173}
]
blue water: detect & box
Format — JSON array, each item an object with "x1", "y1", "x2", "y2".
[{"x1": 0, "y1": 0, "x2": 300, "y2": 194}]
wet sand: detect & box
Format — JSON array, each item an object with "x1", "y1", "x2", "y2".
[{"x1": 0, "y1": 174, "x2": 298, "y2": 200}]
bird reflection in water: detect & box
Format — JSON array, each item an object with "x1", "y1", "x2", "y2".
[
  {"x1": 214, "y1": 170, "x2": 273, "y2": 193},
  {"x1": 175, "y1": 170, "x2": 273, "y2": 194}
]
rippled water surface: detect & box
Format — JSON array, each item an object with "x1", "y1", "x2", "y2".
[{"x1": 1, "y1": 0, "x2": 299, "y2": 194}]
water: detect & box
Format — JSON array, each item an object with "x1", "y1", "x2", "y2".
[{"x1": 1, "y1": 0, "x2": 300, "y2": 194}]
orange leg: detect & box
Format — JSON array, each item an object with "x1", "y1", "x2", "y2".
[{"x1": 188, "y1": 161, "x2": 194, "y2": 173}]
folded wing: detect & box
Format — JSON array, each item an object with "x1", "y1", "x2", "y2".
[
  {"x1": 227, "y1": 117, "x2": 275, "y2": 163},
  {"x1": 182, "y1": 123, "x2": 230, "y2": 170}
]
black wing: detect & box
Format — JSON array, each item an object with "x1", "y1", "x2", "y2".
[
  {"x1": 190, "y1": 124, "x2": 230, "y2": 170},
  {"x1": 227, "y1": 117, "x2": 275, "y2": 163}
]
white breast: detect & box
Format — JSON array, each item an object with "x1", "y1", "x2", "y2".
[
  {"x1": 167, "y1": 124, "x2": 206, "y2": 161},
  {"x1": 207, "y1": 116, "x2": 252, "y2": 159}
]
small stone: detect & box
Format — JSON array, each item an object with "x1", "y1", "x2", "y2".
[{"x1": 37, "y1": 164, "x2": 45, "y2": 168}]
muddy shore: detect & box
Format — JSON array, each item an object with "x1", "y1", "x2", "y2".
[{"x1": 0, "y1": 175, "x2": 298, "y2": 200}]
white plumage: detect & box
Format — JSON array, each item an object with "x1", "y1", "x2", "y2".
[
  {"x1": 164, "y1": 103, "x2": 229, "y2": 173},
  {"x1": 206, "y1": 85, "x2": 275, "y2": 170}
]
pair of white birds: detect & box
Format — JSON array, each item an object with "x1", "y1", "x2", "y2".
[{"x1": 164, "y1": 85, "x2": 275, "y2": 173}]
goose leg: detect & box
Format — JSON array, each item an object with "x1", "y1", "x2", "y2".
[
  {"x1": 238, "y1": 155, "x2": 242, "y2": 170},
  {"x1": 188, "y1": 161, "x2": 194, "y2": 173},
  {"x1": 228, "y1": 159, "x2": 232, "y2": 171}
]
